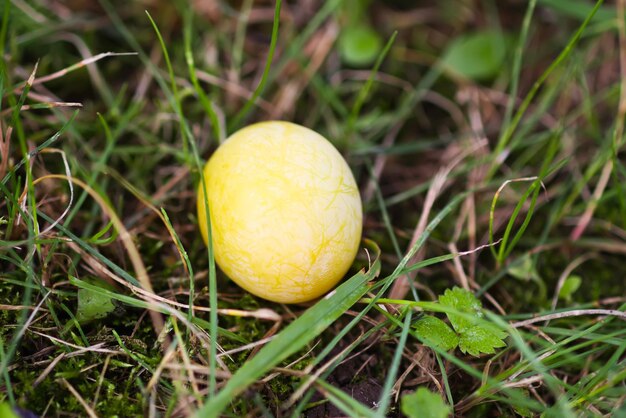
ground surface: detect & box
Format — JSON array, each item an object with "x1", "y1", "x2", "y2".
[{"x1": 1, "y1": 0, "x2": 626, "y2": 417}]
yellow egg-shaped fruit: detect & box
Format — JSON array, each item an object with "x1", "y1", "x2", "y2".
[{"x1": 197, "y1": 121, "x2": 362, "y2": 304}]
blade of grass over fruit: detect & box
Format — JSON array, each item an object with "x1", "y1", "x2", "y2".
[
  {"x1": 374, "y1": 309, "x2": 412, "y2": 417},
  {"x1": 145, "y1": 11, "x2": 220, "y2": 395},
  {"x1": 227, "y1": 0, "x2": 281, "y2": 132},
  {"x1": 193, "y1": 241, "x2": 382, "y2": 417},
  {"x1": 344, "y1": 31, "x2": 397, "y2": 144},
  {"x1": 488, "y1": 0, "x2": 604, "y2": 179}
]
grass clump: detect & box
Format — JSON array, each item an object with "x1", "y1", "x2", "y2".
[{"x1": 1, "y1": 0, "x2": 625, "y2": 417}]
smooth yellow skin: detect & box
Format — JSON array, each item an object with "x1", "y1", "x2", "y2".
[{"x1": 197, "y1": 121, "x2": 362, "y2": 303}]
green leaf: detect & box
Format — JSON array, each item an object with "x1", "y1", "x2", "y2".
[
  {"x1": 443, "y1": 31, "x2": 506, "y2": 81},
  {"x1": 512, "y1": 390, "x2": 535, "y2": 418},
  {"x1": 558, "y1": 275, "x2": 582, "y2": 300},
  {"x1": 339, "y1": 25, "x2": 383, "y2": 67},
  {"x1": 401, "y1": 387, "x2": 451, "y2": 418},
  {"x1": 438, "y1": 287, "x2": 482, "y2": 333},
  {"x1": 413, "y1": 315, "x2": 459, "y2": 351},
  {"x1": 508, "y1": 254, "x2": 542, "y2": 283},
  {"x1": 0, "y1": 403, "x2": 18, "y2": 418},
  {"x1": 458, "y1": 323, "x2": 507, "y2": 357},
  {"x1": 75, "y1": 278, "x2": 117, "y2": 323}
]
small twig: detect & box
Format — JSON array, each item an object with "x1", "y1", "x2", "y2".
[
  {"x1": 92, "y1": 355, "x2": 111, "y2": 409},
  {"x1": 503, "y1": 375, "x2": 544, "y2": 389},
  {"x1": 0, "y1": 102, "x2": 82, "y2": 116},
  {"x1": 512, "y1": 309, "x2": 626, "y2": 328},
  {"x1": 60, "y1": 378, "x2": 99, "y2": 418},
  {"x1": 219, "y1": 335, "x2": 277, "y2": 358},
  {"x1": 0, "y1": 304, "x2": 47, "y2": 311},
  {"x1": 33, "y1": 353, "x2": 66, "y2": 387},
  {"x1": 507, "y1": 350, "x2": 555, "y2": 381},
  {"x1": 29, "y1": 331, "x2": 121, "y2": 354},
  {"x1": 22, "y1": 52, "x2": 138, "y2": 87},
  {"x1": 146, "y1": 343, "x2": 178, "y2": 392},
  {"x1": 448, "y1": 239, "x2": 503, "y2": 290}
]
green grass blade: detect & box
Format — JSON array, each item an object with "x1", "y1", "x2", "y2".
[
  {"x1": 144, "y1": 10, "x2": 220, "y2": 395},
  {"x1": 227, "y1": 0, "x2": 282, "y2": 132},
  {"x1": 374, "y1": 309, "x2": 412, "y2": 417},
  {"x1": 488, "y1": 0, "x2": 604, "y2": 178},
  {"x1": 500, "y1": 0, "x2": 536, "y2": 137},
  {"x1": 182, "y1": 8, "x2": 223, "y2": 143},
  {"x1": 193, "y1": 240, "x2": 382, "y2": 417},
  {"x1": 344, "y1": 31, "x2": 398, "y2": 144},
  {"x1": 160, "y1": 208, "x2": 195, "y2": 327}
]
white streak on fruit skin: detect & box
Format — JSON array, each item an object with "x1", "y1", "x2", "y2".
[{"x1": 197, "y1": 121, "x2": 363, "y2": 304}]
